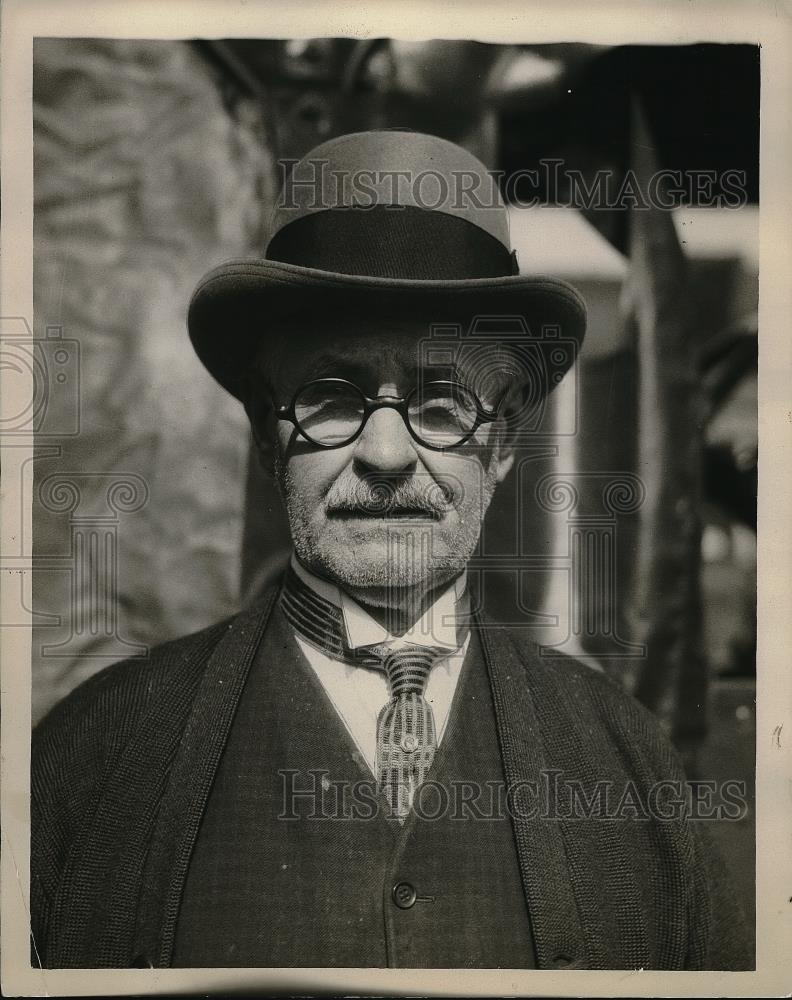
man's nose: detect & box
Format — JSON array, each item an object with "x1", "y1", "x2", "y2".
[{"x1": 353, "y1": 405, "x2": 418, "y2": 472}]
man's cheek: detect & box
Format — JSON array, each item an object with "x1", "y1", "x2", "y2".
[
  {"x1": 285, "y1": 455, "x2": 330, "y2": 499},
  {"x1": 441, "y1": 457, "x2": 490, "y2": 512}
]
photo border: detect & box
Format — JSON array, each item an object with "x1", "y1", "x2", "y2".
[{"x1": 2, "y1": 1, "x2": 789, "y2": 995}]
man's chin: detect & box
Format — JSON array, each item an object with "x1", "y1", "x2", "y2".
[
  {"x1": 305, "y1": 519, "x2": 466, "y2": 591},
  {"x1": 325, "y1": 514, "x2": 446, "y2": 544}
]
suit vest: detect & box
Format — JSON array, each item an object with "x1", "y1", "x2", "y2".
[{"x1": 172, "y1": 605, "x2": 537, "y2": 967}]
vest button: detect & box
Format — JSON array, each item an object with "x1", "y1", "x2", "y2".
[
  {"x1": 392, "y1": 881, "x2": 417, "y2": 909},
  {"x1": 400, "y1": 733, "x2": 418, "y2": 753},
  {"x1": 552, "y1": 954, "x2": 575, "y2": 968}
]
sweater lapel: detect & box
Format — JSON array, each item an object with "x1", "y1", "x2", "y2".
[
  {"x1": 477, "y1": 618, "x2": 588, "y2": 970},
  {"x1": 135, "y1": 588, "x2": 278, "y2": 967}
]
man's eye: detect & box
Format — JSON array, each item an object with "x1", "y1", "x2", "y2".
[
  {"x1": 419, "y1": 402, "x2": 457, "y2": 422},
  {"x1": 414, "y1": 398, "x2": 474, "y2": 430},
  {"x1": 296, "y1": 394, "x2": 363, "y2": 432},
  {"x1": 315, "y1": 397, "x2": 359, "y2": 417}
]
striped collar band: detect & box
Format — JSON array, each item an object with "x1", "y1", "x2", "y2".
[{"x1": 284, "y1": 555, "x2": 468, "y2": 659}]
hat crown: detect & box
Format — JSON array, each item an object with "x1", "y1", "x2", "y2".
[
  {"x1": 265, "y1": 130, "x2": 515, "y2": 282},
  {"x1": 188, "y1": 131, "x2": 586, "y2": 402},
  {"x1": 268, "y1": 130, "x2": 510, "y2": 252}
]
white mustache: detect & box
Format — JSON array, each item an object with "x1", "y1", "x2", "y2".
[{"x1": 326, "y1": 476, "x2": 456, "y2": 517}]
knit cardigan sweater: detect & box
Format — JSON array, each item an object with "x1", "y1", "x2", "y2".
[{"x1": 31, "y1": 586, "x2": 752, "y2": 970}]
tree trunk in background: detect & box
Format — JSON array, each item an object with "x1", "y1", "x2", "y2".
[
  {"x1": 32, "y1": 38, "x2": 275, "y2": 723},
  {"x1": 625, "y1": 100, "x2": 708, "y2": 762},
  {"x1": 574, "y1": 345, "x2": 642, "y2": 675}
]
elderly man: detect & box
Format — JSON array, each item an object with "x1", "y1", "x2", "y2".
[{"x1": 31, "y1": 130, "x2": 750, "y2": 971}]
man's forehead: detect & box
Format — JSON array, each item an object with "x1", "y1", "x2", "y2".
[
  {"x1": 272, "y1": 319, "x2": 440, "y2": 380},
  {"x1": 280, "y1": 317, "x2": 427, "y2": 352},
  {"x1": 262, "y1": 315, "x2": 517, "y2": 399}
]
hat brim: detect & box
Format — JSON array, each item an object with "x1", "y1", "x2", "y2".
[{"x1": 188, "y1": 258, "x2": 587, "y2": 401}]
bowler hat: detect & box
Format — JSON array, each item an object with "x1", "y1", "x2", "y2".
[{"x1": 188, "y1": 130, "x2": 586, "y2": 400}]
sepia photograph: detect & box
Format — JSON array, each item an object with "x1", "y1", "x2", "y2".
[{"x1": 1, "y1": 2, "x2": 790, "y2": 996}]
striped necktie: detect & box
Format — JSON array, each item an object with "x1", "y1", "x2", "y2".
[
  {"x1": 375, "y1": 645, "x2": 441, "y2": 818},
  {"x1": 280, "y1": 564, "x2": 463, "y2": 818}
]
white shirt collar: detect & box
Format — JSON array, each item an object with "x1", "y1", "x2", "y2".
[{"x1": 290, "y1": 555, "x2": 466, "y2": 652}]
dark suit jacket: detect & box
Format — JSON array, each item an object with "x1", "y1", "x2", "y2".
[{"x1": 31, "y1": 585, "x2": 752, "y2": 969}]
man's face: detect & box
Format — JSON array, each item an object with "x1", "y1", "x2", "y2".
[{"x1": 252, "y1": 318, "x2": 516, "y2": 604}]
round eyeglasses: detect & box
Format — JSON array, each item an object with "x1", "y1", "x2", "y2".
[{"x1": 274, "y1": 378, "x2": 502, "y2": 451}]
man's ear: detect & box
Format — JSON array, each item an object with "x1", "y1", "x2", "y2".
[
  {"x1": 242, "y1": 384, "x2": 277, "y2": 476},
  {"x1": 492, "y1": 438, "x2": 515, "y2": 484},
  {"x1": 491, "y1": 381, "x2": 523, "y2": 483}
]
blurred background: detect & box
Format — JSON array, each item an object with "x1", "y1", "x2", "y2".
[{"x1": 30, "y1": 38, "x2": 757, "y2": 930}]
